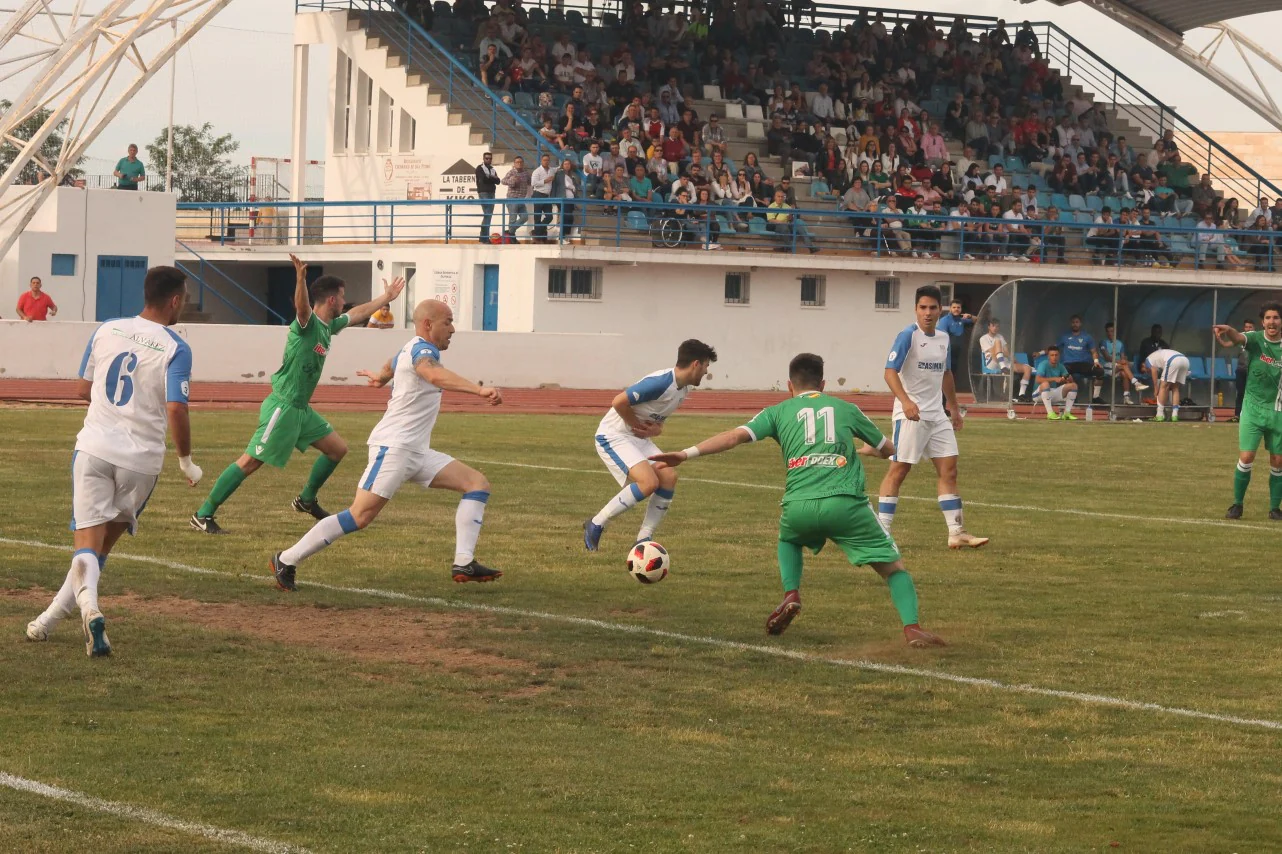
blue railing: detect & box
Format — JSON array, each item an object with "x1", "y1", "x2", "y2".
[
  {"x1": 295, "y1": 0, "x2": 558, "y2": 164},
  {"x1": 176, "y1": 199, "x2": 1280, "y2": 273},
  {"x1": 175, "y1": 240, "x2": 290, "y2": 325}
]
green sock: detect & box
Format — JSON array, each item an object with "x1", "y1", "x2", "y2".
[
  {"x1": 885, "y1": 570, "x2": 920, "y2": 627},
  {"x1": 1233, "y1": 462, "x2": 1252, "y2": 504},
  {"x1": 300, "y1": 455, "x2": 341, "y2": 503},
  {"x1": 198, "y1": 464, "x2": 248, "y2": 517},
  {"x1": 1270, "y1": 467, "x2": 1282, "y2": 511},
  {"x1": 777, "y1": 541, "x2": 803, "y2": 593}
]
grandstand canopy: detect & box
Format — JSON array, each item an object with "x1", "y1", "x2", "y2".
[{"x1": 1044, "y1": 0, "x2": 1282, "y2": 35}]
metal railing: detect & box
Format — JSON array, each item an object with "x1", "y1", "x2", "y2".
[
  {"x1": 175, "y1": 240, "x2": 290, "y2": 325},
  {"x1": 175, "y1": 198, "x2": 1281, "y2": 273},
  {"x1": 296, "y1": 0, "x2": 559, "y2": 164}
]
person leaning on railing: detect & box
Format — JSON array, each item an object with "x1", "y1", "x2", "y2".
[{"x1": 1242, "y1": 215, "x2": 1275, "y2": 272}]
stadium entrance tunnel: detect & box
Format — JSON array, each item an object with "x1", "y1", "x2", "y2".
[{"x1": 969, "y1": 278, "x2": 1276, "y2": 415}]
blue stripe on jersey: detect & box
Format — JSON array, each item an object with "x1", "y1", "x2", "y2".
[
  {"x1": 165, "y1": 339, "x2": 193, "y2": 404},
  {"x1": 625, "y1": 370, "x2": 673, "y2": 405},
  {"x1": 885, "y1": 325, "x2": 916, "y2": 371},
  {"x1": 596, "y1": 434, "x2": 630, "y2": 477},
  {"x1": 69, "y1": 450, "x2": 79, "y2": 531},
  {"x1": 362, "y1": 447, "x2": 389, "y2": 490},
  {"x1": 78, "y1": 330, "x2": 97, "y2": 379},
  {"x1": 411, "y1": 339, "x2": 441, "y2": 365}
]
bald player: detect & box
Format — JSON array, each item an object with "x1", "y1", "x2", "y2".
[{"x1": 269, "y1": 299, "x2": 504, "y2": 590}]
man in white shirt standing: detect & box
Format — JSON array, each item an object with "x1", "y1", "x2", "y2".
[
  {"x1": 529, "y1": 152, "x2": 555, "y2": 243},
  {"x1": 877, "y1": 284, "x2": 988, "y2": 549}
]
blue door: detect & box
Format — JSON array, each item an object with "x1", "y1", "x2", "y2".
[
  {"x1": 482, "y1": 264, "x2": 499, "y2": 331},
  {"x1": 96, "y1": 255, "x2": 148, "y2": 320}
]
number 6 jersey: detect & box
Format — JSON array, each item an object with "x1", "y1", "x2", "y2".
[{"x1": 76, "y1": 316, "x2": 193, "y2": 475}]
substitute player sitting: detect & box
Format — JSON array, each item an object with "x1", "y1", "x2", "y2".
[
  {"x1": 583, "y1": 339, "x2": 718, "y2": 551},
  {"x1": 1099, "y1": 322, "x2": 1148, "y2": 404},
  {"x1": 269, "y1": 299, "x2": 503, "y2": 590},
  {"x1": 1216, "y1": 305, "x2": 1282, "y2": 520},
  {"x1": 26, "y1": 266, "x2": 203, "y2": 656},
  {"x1": 649, "y1": 353, "x2": 945, "y2": 647},
  {"x1": 876, "y1": 285, "x2": 988, "y2": 549},
  {"x1": 1036, "y1": 345, "x2": 1079, "y2": 420},
  {"x1": 191, "y1": 254, "x2": 405, "y2": 534},
  {"x1": 1144, "y1": 347, "x2": 1190, "y2": 422},
  {"x1": 979, "y1": 317, "x2": 1032, "y2": 402}
]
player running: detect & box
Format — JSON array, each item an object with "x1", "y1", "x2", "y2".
[
  {"x1": 649, "y1": 353, "x2": 946, "y2": 647},
  {"x1": 1036, "y1": 345, "x2": 1079, "y2": 420},
  {"x1": 26, "y1": 267, "x2": 203, "y2": 656},
  {"x1": 1216, "y1": 304, "x2": 1282, "y2": 520},
  {"x1": 191, "y1": 255, "x2": 404, "y2": 533},
  {"x1": 268, "y1": 299, "x2": 503, "y2": 589},
  {"x1": 1144, "y1": 346, "x2": 1190, "y2": 422},
  {"x1": 876, "y1": 285, "x2": 988, "y2": 549},
  {"x1": 583, "y1": 339, "x2": 718, "y2": 551}
]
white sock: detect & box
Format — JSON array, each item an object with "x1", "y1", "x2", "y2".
[
  {"x1": 71, "y1": 549, "x2": 101, "y2": 616},
  {"x1": 1042, "y1": 388, "x2": 1054, "y2": 414},
  {"x1": 40, "y1": 562, "x2": 84, "y2": 628},
  {"x1": 1131, "y1": 377, "x2": 1142, "y2": 388},
  {"x1": 877, "y1": 496, "x2": 898, "y2": 531},
  {"x1": 1172, "y1": 405, "x2": 1180, "y2": 420},
  {"x1": 1018, "y1": 378, "x2": 1029, "y2": 396},
  {"x1": 1156, "y1": 402, "x2": 1165, "y2": 418},
  {"x1": 1064, "y1": 389, "x2": 1078, "y2": 415},
  {"x1": 593, "y1": 483, "x2": 646, "y2": 527},
  {"x1": 1092, "y1": 381, "x2": 1102, "y2": 398},
  {"x1": 997, "y1": 354, "x2": 1010, "y2": 370},
  {"x1": 637, "y1": 487, "x2": 674, "y2": 542},
  {"x1": 938, "y1": 493, "x2": 964, "y2": 535},
  {"x1": 454, "y1": 491, "x2": 489, "y2": 566},
  {"x1": 282, "y1": 510, "x2": 357, "y2": 565}
]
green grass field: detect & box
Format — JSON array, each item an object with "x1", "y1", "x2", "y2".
[{"x1": 2, "y1": 407, "x2": 1280, "y2": 853}]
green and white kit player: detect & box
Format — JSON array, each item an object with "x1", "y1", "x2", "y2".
[
  {"x1": 650, "y1": 353, "x2": 946, "y2": 647},
  {"x1": 1216, "y1": 303, "x2": 1282, "y2": 520},
  {"x1": 191, "y1": 254, "x2": 405, "y2": 534}
]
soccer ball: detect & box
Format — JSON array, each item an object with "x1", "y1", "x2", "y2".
[{"x1": 626, "y1": 540, "x2": 670, "y2": 584}]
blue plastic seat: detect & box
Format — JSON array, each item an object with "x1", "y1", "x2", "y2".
[
  {"x1": 989, "y1": 154, "x2": 1005, "y2": 168},
  {"x1": 1086, "y1": 195, "x2": 1104, "y2": 212},
  {"x1": 1006, "y1": 155, "x2": 1024, "y2": 171},
  {"x1": 1074, "y1": 211, "x2": 1094, "y2": 224},
  {"x1": 566, "y1": 10, "x2": 584, "y2": 26},
  {"x1": 1051, "y1": 193, "x2": 1070, "y2": 209},
  {"x1": 1037, "y1": 191, "x2": 1051, "y2": 208},
  {"x1": 747, "y1": 218, "x2": 771, "y2": 236},
  {"x1": 1103, "y1": 196, "x2": 1121, "y2": 210},
  {"x1": 1059, "y1": 209, "x2": 1075, "y2": 223},
  {"x1": 626, "y1": 210, "x2": 648, "y2": 231},
  {"x1": 1016, "y1": 352, "x2": 1030, "y2": 365},
  {"x1": 1187, "y1": 357, "x2": 1210, "y2": 381},
  {"x1": 1068, "y1": 194, "x2": 1087, "y2": 211},
  {"x1": 1215, "y1": 357, "x2": 1236, "y2": 381},
  {"x1": 528, "y1": 7, "x2": 545, "y2": 22},
  {"x1": 513, "y1": 91, "x2": 534, "y2": 108},
  {"x1": 1028, "y1": 173, "x2": 1049, "y2": 191},
  {"x1": 1120, "y1": 196, "x2": 1137, "y2": 210}
]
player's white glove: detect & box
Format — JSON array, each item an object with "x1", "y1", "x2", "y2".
[{"x1": 178, "y1": 455, "x2": 203, "y2": 486}]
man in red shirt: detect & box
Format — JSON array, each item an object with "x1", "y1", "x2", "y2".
[{"x1": 16, "y1": 276, "x2": 57, "y2": 322}]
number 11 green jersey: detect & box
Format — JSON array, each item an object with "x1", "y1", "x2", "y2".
[{"x1": 741, "y1": 392, "x2": 888, "y2": 503}]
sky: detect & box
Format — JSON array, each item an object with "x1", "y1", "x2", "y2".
[{"x1": 1, "y1": 0, "x2": 1280, "y2": 174}]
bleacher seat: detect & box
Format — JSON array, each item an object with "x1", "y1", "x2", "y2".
[
  {"x1": 1051, "y1": 193, "x2": 1070, "y2": 210},
  {"x1": 528, "y1": 7, "x2": 545, "y2": 22},
  {"x1": 1068, "y1": 194, "x2": 1087, "y2": 211},
  {"x1": 1005, "y1": 156, "x2": 1024, "y2": 171},
  {"x1": 547, "y1": 8, "x2": 564, "y2": 23},
  {"x1": 602, "y1": 12, "x2": 619, "y2": 26},
  {"x1": 513, "y1": 91, "x2": 534, "y2": 108},
  {"x1": 989, "y1": 154, "x2": 1005, "y2": 168},
  {"x1": 1037, "y1": 191, "x2": 1051, "y2": 208},
  {"x1": 1074, "y1": 211, "x2": 1094, "y2": 224},
  {"x1": 1059, "y1": 209, "x2": 1075, "y2": 222},
  {"x1": 626, "y1": 211, "x2": 648, "y2": 231},
  {"x1": 1103, "y1": 196, "x2": 1121, "y2": 211},
  {"x1": 566, "y1": 10, "x2": 584, "y2": 26},
  {"x1": 1086, "y1": 195, "x2": 1104, "y2": 212},
  {"x1": 1120, "y1": 197, "x2": 1137, "y2": 210},
  {"x1": 1187, "y1": 357, "x2": 1210, "y2": 381},
  {"x1": 433, "y1": 1, "x2": 451, "y2": 15},
  {"x1": 1215, "y1": 357, "x2": 1236, "y2": 382},
  {"x1": 1028, "y1": 173, "x2": 1049, "y2": 191}
]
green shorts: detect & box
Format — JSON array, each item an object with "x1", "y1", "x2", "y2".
[
  {"x1": 778, "y1": 495, "x2": 901, "y2": 567},
  {"x1": 244, "y1": 392, "x2": 333, "y2": 468},
  {"x1": 1239, "y1": 405, "x2": 1282, "y2": 455}
]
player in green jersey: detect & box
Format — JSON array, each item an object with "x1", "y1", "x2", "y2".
[
  {"x1": 1215, "y1": 302, "x2": 1282, "y2": 520},
  {"x1": 650, "y1": 353, "x2": 946, "y2": 647},
  {"x1": 190, "y1": 255, "x2": 405, "y2": 534}
]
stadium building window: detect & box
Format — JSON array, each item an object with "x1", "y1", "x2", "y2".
[
  {"x1": 724, "y1": 272, "x2": 750, "y2": 305},
  {"x1": 800, "y1": 275, "x2": 826, "y2": 307},
  {"x1": 547, "y1": 266, "x2": 601, "y2": 300},
  {"x1": 875, "y1": 276, "x2": 900, "y2": 310},
  {"x1": 50, "y1": 254, "x2": 76, "y2": 276}
]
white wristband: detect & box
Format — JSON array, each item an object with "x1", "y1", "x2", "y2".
[{"x1": 682, "y1": 446, "x2": 701, "y2": 459}]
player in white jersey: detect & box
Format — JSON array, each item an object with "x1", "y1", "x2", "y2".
[
  {"x1": 583, "y1": 339, "x2": 718, "y2": 551},
  {"x1": 1144, "y1": 347, "x2": 1190, "y2": 422},
  {"x1": 269, "y1": 299, "x2": 503, "y2": 589},
  {"x1": 876, "y1": 285, "x2": 988, "y2": 549},
  {"x1": 26, "y1": 267, "x2": 204, "y2": 656}
]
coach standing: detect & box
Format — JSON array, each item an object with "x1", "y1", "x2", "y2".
[
  {"x1": 16, "y1": 276, "x2": 57, "y2": 322},
  {"x1": 529, "y1": 153, "x2": 555, "y2": 243},
  {"x1": 937, "y1": 298, "x2": 974, "y2": 377},
  {"x1": 475, "y1": 152, "x2": 500, "y2": 242},
  {"x1": 113, "y1": 144, "x2": 145, "y2": 191}
]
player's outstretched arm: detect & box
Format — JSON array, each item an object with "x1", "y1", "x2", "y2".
[
  {"x1": 166, "y1": 402, "x2": 203, "y2": 486},
  {"x1": 356, "y1": 359, "x2": 395, "y2": 388},
  {"x1": 649, "y1": 427, "x2": 752, "y2": 468},
  {"x1": 346, "y1": 277, "x2": 407, "y2": 326},
  {"x1": 289, "y1": 253, "x2": 312, "y2": 328},
  {"x1": 857, "y1": 436, "x2": 895, "y2": 458},
  {"x1": 415, "y1": 358, "x2": 502, "y2": 405},
  {"x1": 1213, "y1": 324, "x2": 1246, "y2": 348}
]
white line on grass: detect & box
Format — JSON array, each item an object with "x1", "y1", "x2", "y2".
[
  {"x1": 3, "y1": 536, "x2": 1280, "y2": 733},
  {"x1": 460, "y1": 458, "x2": 1281, "y2": 534},
  {"x1": 0, "y1": 771, "x2": 312, "y2": 854}
]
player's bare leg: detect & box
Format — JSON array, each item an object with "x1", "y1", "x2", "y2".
[
  {"x1": 933, "y1": 456, "x2": 988, "y2": 549},
  {"x1": 876, "y1": 461, "x2": 912, "y2": 531},
  {"x1": 295, "y1": 432, "x2": 349, "y2": 520},
  {"x1": 585, "y1": 461, "x2": 664, "y2": 551},
  {"x1": 872, "y1": 560, "x2": 946, "y2": 647},
  {"x1": 427, "y1": 461, "x2": 501, "y2": 582}
]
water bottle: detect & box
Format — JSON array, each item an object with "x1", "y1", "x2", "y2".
[{"x1": 1086, "y1": 404, "x2": 1094, "y2": 421}]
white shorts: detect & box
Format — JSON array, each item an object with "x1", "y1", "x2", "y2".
[
  {"x1": 1042, "y1": 384, "x2": 1070, "y2": 403},
  {"x1": 890, "y1": 418, "x2": 958, "y2": 465},
  {"x1": 358, "y1": 445, "x2": 456, "y2": 499},
  {"x1": 71, "y1": 451, "x2": 158, "y2": 535},
  {"x1": 1160, "y1": 355, "x2": 1190, "y2": 385},
  {"x1": 595, "y1": 432, "x2": 660, "y2": 486}
]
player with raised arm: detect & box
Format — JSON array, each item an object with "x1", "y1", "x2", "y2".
[
  {"x1": 191, "y1": 255, "x2": 404, "y2": 533},
  {"x1": 876, "y1": 285, "x2": 988, "y2": 549},
  {"x1": 1216, "y1": 304, "x2": 1282, "y2": 519},
  {"x1": 1144, "y1": 346, "x2": 1190, "y2": 422},
  {"x1": 268, "y1": 299, "x2": 503, "y2": 589},
  {"x1": 583, "y1": 339, "x2": 718, "y2": 551},
  {"x1": 650, "y1": 353, "x2": 945, "y2": 647},
  {"x1": 26, "y1": 267, "x2": 203, "y2": 656}
]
